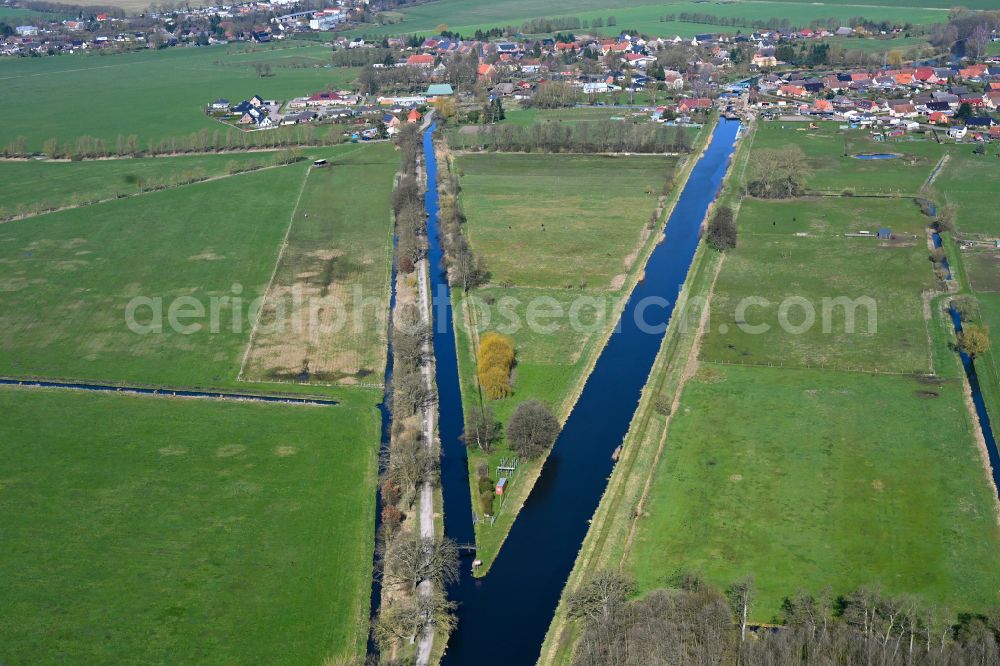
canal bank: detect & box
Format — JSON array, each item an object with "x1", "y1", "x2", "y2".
[{"x1": 423, "y1": 119, "x2": 743, "y2": 665}]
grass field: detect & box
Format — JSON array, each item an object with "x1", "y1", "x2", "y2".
[
  {"x1": 0, "y1": 152, "x2": 279, "y2": 217},
  {"x1": 353, "y1": 0, "x2": 947, "y2": 39},
  {"x1": 931, "y1": 145, "x2": 1000, "y2": 238},
  {"x1": 0, "y1": 386, "x2": 379, "y2": 664},
  {"x1": 0, "y1": 6, "x2": 67, "y2": 20},
  {"x1": 0, "y1": 43, "x2": 357, "y2": 151},
  {"x1": 701, "y1": 197, "x2": 938, "y2": 374},
  {"x1": 752, "y1": 122, "x2": 945, "y2": 195},
  {"x1": 243, "y1": 142, "x2": 398, "y2": 385},
  {"x1": 458, "y1": 153, "x2": 671, "y2": 288},
  {"x1": 0, "y1": 160, "x2": 308, "y2": 387},
  {"x1": 628, "y1": 364, "x2": 1000, "y2": 620}
]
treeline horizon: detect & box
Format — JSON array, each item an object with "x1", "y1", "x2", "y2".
[
  {"x1": 454, "y1": 120, "x2": 694, "y2": 155},
  {"x1": 569, "y1": 570, "x2": 1000, "y2": 666}
]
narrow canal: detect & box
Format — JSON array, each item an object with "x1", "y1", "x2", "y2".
[
  {"x1": 949, "y1": 306, "x2": 1000, "y2": 495},
  {"x1": 423, "y1": 119, "x2": 743, "y2": 664}
]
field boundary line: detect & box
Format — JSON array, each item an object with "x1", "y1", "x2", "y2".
[
  {"x1": 0, "y1": 160, "x2": 302, "y2": 226},
  {"x1": 237, "y1": 164, "x2": 312, "y2": 381},
  {"x1": 921, "y1": 154, "x2": 950, "y2": 193}
]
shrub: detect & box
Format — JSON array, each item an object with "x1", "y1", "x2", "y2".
[
  {"x1": 706, "y1": 205, "x2": 736, "y2": 251},
  {"x1": 479, "y1": 490, "x2": 495, "y2": 516},
  {"x1": 477, "y1": 332, "x2": 515, "y2": 400},
  {"x1": 507, "y1": 400, "x2": 560, "y2": 459}
]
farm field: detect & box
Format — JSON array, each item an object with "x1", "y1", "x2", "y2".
[
  {"x1": 0, "y1": 386, "x2": 379, "y2": 664},
  {"x1": 0, "y1": 151, "x2": 281, "y2": 217},
  {"x1": 752, "y1": 122, "x2": 945, "y2": 195},
  {"x1": 700, "y1": 196, "x2": 937, "y2": 374},
  {"x1": 0, "y1": 43, "x2": 358, "y2": 151},
  {"x1": 540, "y1": 120, "x2": 1000, "y2": 663},
  {"x1": 627, "y1": 364, "x2": 1000, "y2": 620},
  {"x1": 355, "y1": 0, "x2": 946, "y2": 38},
  {"x1": 243, "y1": 142, "x2": 398, "y2": 385},
  {"x1": 458, "y1": 153, "x2": 672, "y2": 288},
  {"x1": 0, "y1": 6, "x2": 67, "y2": 20},
  {"x1": 818, "y1": 35, "x2": 932, "y2": 52},
  {"x1": 932, "y1": 145, "x2": 1000, "y2": 238},
  {"x1": 0, "y1": 160, "x2": 308, "y2": 387},
  {"x1": 452, "y1": 149, "x2": 682, "y2": 568}
]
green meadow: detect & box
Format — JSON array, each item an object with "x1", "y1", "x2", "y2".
[
  {"x1": 752, "y1": 122, "x2": 945, "y2": 195},
  {"x1": 0, "y1": 386, "x2": 379, "y2": 664},
  {"x1": 0, "y1": 143, "x2": 395, "y2": 390},
  {"x1": 0, "y1": 161, "x2": 306, "y2": 387},
  {"x1": 701, "y1": 197, "x2": 937, "y2": 374},
  {"x1": 932, "y1": 145, "x2": 1000, "y2": 238},
  {"x1": 243, "y1": 142, "x2": 398, "y2": 385},
  {"x1": 0, "y1": 151, "x2": 276, "y2": 217},
  {"x1": 0, "y1": 43, "x2": 358, "y2": 151},
  {"x1": 628, "y1": 364, "x2": 1000, "y2": 620},
  {"x1": 355, "y1": 0, "x2": 946, "y2": 38},
  {"x1": 453, "y1": 149, "x2": 682, "y2": 569},
  {"x1": 458, "y1": 153, "x2": 671, "y2": 288}
]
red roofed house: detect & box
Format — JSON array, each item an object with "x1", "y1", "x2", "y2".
[
  {"x1": 959, "y1": 64, "x2": 988, "y2": 79},
  {"x1": 778, "y1": 84, "x2": 807, "y2": 97},
  {"x1": 813, "y1": 99, "x2": 833, "y2": 113},
  {"x1": 406, "y1": 54, "x2": 435, "y2": 67},
  {"x1": 407, "y1": 109, "x2": 422, "y2": 123},
  {"x1": 678, "y1": 98, "x2": 712, "y2": 113},
  {"x1": 928, "y1": 111, "x2": 949, "y2": 125}
]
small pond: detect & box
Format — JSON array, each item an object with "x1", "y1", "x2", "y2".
[{"x1": 853, "y1": 153, "x2": 901, "y2": 160}]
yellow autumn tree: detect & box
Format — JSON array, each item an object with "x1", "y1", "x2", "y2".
[{"x1": 477, "y1": 332, "x2": 514, "y2": 399}]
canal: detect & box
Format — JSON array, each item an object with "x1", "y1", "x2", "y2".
[{"x1": 423, "y1": 119, "x2": 743, "y2": 664}]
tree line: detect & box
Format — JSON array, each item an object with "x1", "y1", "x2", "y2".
[
  {"x1": 569, "y1": 570, "x2": 1000, "y2": 666},
  {"x1": 436, "y1": 142, "x2": 489, "y2": 291},
  {"x1": 2, "y1": 125, "x2": 346, "y2": 160},
  {"x1": 375, "y1": 123, "x2": 459, "y2": 654},
  {"x1": 455, "y1": 121, "x2": 694, "y2": 155}
]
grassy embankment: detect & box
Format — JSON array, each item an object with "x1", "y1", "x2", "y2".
[
  {"x1": 448, "y1": 121, "x2": 715, "y2": 573},
  {"x1": 541, "y1": 120, "x2": 1000, "y2": 663},
  {"x1": 928, "y1": 145, "x2": 1000, "y2": 471},
  {"x1": 0, "y1": 43, "x2": 358, "y2": 151},
  {"x1": 0, "y1": 386, "x2": 379, "y2": 665}
]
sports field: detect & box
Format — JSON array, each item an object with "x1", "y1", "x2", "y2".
[
  {"x1": 0, "y1": 386, "x2": 379, "y2": 664},
  {"x1": 628, "y1": 364, "x2": 1000, "y2": 620},
  {"x1": 353, "y1": 0, "x2": 947, "y2": 38},
  {"x1": 243, "y1": 142, "x2": 398, "y2": 385},
  {"x1": 0, "y1": 43, "x2": 358, "y2": 151},
  {"x1": 701, "y1": 197, "x2": 937, "y2": 374}
]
